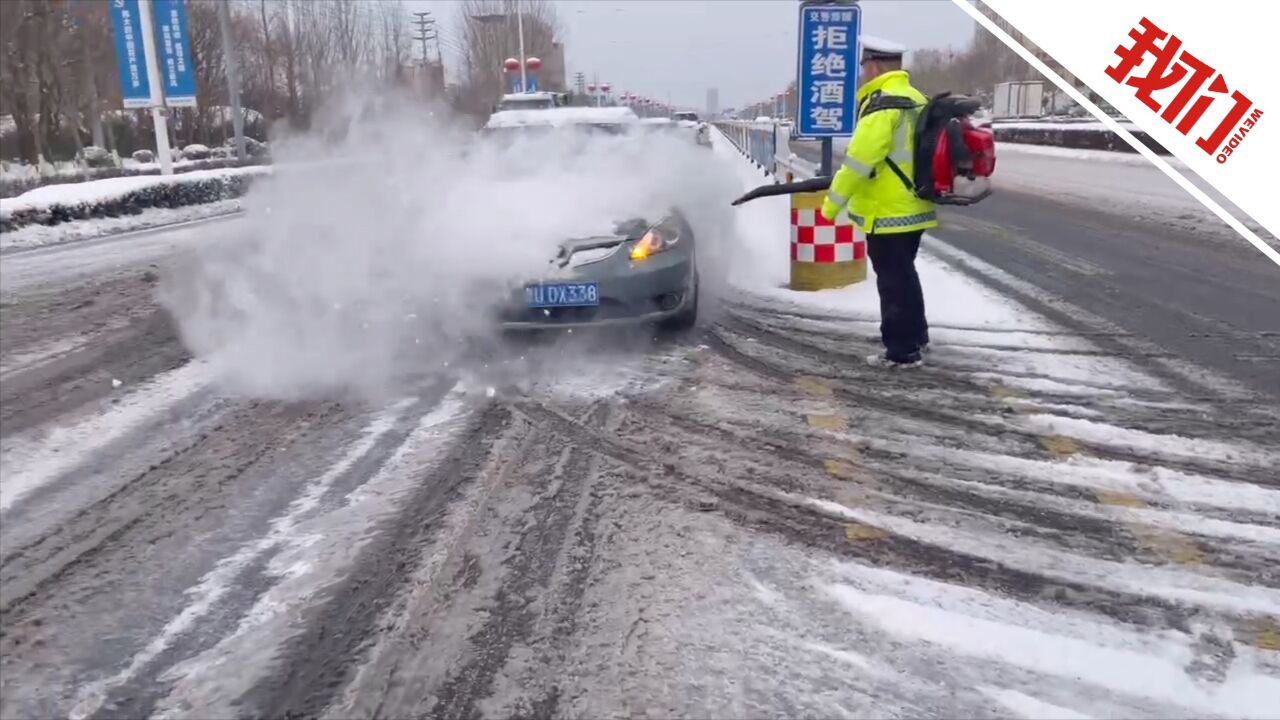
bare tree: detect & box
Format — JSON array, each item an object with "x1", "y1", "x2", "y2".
[
  {"x1": 1, "y1": 0, "x2": 425, "y2": 162},
  {"x1": 455, "y1": 0, "x2": 561, "y2": 115}
]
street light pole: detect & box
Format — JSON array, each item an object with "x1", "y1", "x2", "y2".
[
  {"x1": 516, "y1": 0, "x2": 527, "y2": 92},
  {"x1": 218, "y1": 0, "x2": 247, "y2": 161}
]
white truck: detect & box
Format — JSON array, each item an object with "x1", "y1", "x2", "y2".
[{"x1": 992, "y1": 81, "x2": 1044, "y2": 120}]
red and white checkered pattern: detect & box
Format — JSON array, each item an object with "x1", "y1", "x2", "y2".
[{"x1": 790, "y1": 208, "x2": 867, "y2": 263}]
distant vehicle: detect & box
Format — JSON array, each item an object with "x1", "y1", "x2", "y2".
[
  {"x1": 493, "y1": 91, "x2": 565, "y2": 112},
  {"x1": 637, "y1": 117, "x2": 709, "y2": 146},
  {"x1": 667, "y1": 112, "x2": 712, "y2": 147},
  {"x1": 992, "y1": 81, "x2": 1043, "y2": 120},
  {"x1": 480, "y1": 106, "x2": 640, "y2": 137},
  {"x1": 477, "y1": 108, "x2": 698, "y2": 333}
]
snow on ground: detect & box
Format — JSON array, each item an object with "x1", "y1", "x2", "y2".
[
  {"x1": 119, "y1": 157, "x2": 207, "y2": 172},
  {"x1": 710, "y1": 128, "x2": 1280, "y2": 718},
  {"x1": 0, "y1": 166, "x2": 268, "y2": 222},
  {"x1": 0, "y1": 360, "x2": 216, "y2": 511},
  {"x1": 991, "y1": 120, "x2": 1142, "y2": 131},
  {"x1": 68, "y1": 389, "x2": 473, "y2": 720},
  {"x1": 0, "y1": 199, "x2": 243, "y2": 253},
  {"x1": 994, "y1": 143, "x2": 1274, "y2": 247},
  {"x1": 717, "y1": 130, "x2": 1057, "y2": 333}
]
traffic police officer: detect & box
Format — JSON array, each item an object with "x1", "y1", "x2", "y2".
[{"x1": 820, "y1": 34, "x2": 936, "y2": 368}]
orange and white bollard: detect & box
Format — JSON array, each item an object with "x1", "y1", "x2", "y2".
[{"x1": 789, "y1": 190, "x2": 867, "y2": 291}]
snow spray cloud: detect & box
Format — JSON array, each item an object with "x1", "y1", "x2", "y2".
[{"x1": 160, "y1": 90, "x2": 742, "y2": 401}]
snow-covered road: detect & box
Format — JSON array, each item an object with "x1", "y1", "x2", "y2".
[
  {"x1": 788, "y1": 136, "x2": 1280, "y2": 399},
  {"x1": 0, "y1": 133, "x2": 1276, "y2": 719}
]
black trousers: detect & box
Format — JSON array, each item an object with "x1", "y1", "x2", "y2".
[{"x1": 866, "y1": 229, "x2": 929, "y2": 361}]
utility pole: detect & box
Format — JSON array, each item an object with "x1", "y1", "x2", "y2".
[
  {"x1": 411, "y1": 11, "x2": 435, "y2": 66},
  {"x1": 411, "y1": 11, "x2": 438, "y2": 97},
  {"x1": 218, "y1": 0, "x2": 247, "y2": 161}
]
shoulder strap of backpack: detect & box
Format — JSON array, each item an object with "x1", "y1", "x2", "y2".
[
  {"x1": 883, "y1": 157, "x2": 914, "y2": 194},
  {"x1": 863, "y1": 92, "x2": 923, "y2": 194},
  {"x1": 860, "y1": 91, "x2": 918, "y2": 118}
]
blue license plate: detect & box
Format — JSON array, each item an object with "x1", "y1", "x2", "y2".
[{"x1": 526, "y1": 282, "x2": 600, "y2": 308}]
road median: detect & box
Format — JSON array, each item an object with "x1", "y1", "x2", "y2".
[{"x1": 0, "y1": 166, "x2": 268, "y2": 235}]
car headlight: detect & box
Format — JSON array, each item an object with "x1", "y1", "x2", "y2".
[{"x1": 629, "y1": 228, "x2": 677, "y2": 261}]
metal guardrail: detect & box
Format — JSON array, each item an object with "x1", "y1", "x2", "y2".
[{"x1": 713, "y1": 120, "x2": 818, "y2": 182}]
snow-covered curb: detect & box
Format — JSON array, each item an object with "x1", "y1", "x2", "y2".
[
  {"x1": 0, "y1": 200, "x2": 244, "y2": 254},
  {"x1": 0, "y1": 157, "x2": 270, "y2": 200},
  {"x1": 0, "y1": 166, "x2": 268, "y2": 232},
  {"x1": 998, "y1": 142, "x2": 1189, "y2": 169},
  {"x1": 992, "y1": 123, "x2": 1169, "y2": 155}
]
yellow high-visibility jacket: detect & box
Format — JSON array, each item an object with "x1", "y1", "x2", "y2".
[{"x1": 820, "y1": 70, "x2": 938, "y2": 235}]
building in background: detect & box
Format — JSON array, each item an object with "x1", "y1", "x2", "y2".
[{"x1": 706, "y1": 88, "x2": 719, "y2": 118}]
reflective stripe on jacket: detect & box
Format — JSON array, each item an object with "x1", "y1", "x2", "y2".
[{"x1": 820, "y1": 70, "x2": 938, "y2": 235}]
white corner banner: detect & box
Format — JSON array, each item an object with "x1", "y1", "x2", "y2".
[{"x1": 958, "y1": 0, "x2": 1278, "y2": 266}]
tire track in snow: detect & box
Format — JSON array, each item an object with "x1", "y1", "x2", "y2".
[
  {"x1": 711, "y1": 321, "x2": 1279, "y2": 486},
  {"x1": 234, "y1": 399, "x2": 504, "y2": 720},
  {"x1": 0, "y1": 359, "x2": 214, "y2": 515},
  {"x1": 510, "y1": 397, "x2": 1222, "y2": 635},
  {"x1": 70, "y1": 386, "x2": 455, "y2": 720}
]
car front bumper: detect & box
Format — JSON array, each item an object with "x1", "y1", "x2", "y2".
[{"x1": 495, "y1": 250, "x2": 695, "y2": 331}]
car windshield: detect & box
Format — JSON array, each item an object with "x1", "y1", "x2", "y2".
[{"x1": 673, "y1": 112, "x2": 699, "y2": 122}]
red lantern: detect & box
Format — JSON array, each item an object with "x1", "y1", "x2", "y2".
[
  {"x1": 502, "y1": 57, "x2": 520, "y2": 72},
  {"x1": 601, "y1": 83, "x2": 611, "y2": 93},
  {"x1": 525, "y1": 56, "x2": 542, "y2": 71},
  {"x1": 587, "y1": 83, "x2": 596, "y2": 92}
]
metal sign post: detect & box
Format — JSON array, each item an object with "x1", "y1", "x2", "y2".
[
  {"x1": 137, "y1": 0, "x2": 173, "y2": 174},
  {"x1": 795, "y1": 1, "x2": 861, "y2": 175}
]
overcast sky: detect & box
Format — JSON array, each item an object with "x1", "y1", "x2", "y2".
[{"x1": 411, "y1": 0, "x2": 975, "y2": 110}]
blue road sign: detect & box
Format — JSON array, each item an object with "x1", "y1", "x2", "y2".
[
  {"x1": 527, "y1": 73, "x2": 539, "y2": 93},
  {"x1": 109, "y1": 0, "x2": 151, "y2": 108},
  {"x1": 795, "y1": 4, "x2": 861, "y2": 138},
  {"x1": 154, "y1": 0, "x2": 198, "y2": 107}
]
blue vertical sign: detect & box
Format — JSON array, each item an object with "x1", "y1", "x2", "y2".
[
  {"x1": 154, "y1": 0, "x2": 198, "y2": 107},
  {"x1": 796, "y1": 4, "x2": 861, "y2": 137},
  {"x1": 109, "y1": 0, "x2": 151, "y2": 108},
  {"x1": 527, "y1": 74, "x2": 538, "y2": 92}
]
